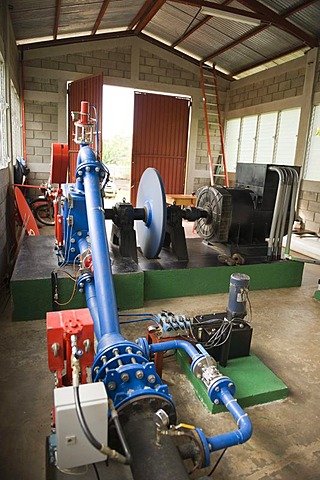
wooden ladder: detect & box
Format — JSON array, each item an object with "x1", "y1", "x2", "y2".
[{"x1": 200, "y1": 63, "x2": 229, "y2": 187}]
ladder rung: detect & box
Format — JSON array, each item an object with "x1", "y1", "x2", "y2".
[
  {"x1": 204, "y1": 83, "x2": 214, "y2": 87},
  {"x1": 208, "y1": 122, "x2": 219, "y2": 125},
  {"x1": 205, "y1": 93, "x2": 217, "y2": 96},
  {"x1": 207, "y1": 112, "x2": 218, "y2": 115},
  {"x1": 207, "y1": 103, "x2": 217, "y2": 106}
]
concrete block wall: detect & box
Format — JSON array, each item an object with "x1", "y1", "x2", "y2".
[
  {"x1": 298, "y1": 182, "x2": 320, "y2": 233},
  {"x1": 228, "y1": 67, "x2": 304, "y2": 111},
  {"x1": 25, "y1": 47, "x2": 131, "y2": 79},
  {"x1": 23, "y1": 37, "x2": 227, "y2": 194},
  {"x1": 139, "y1": 49, "x2": 200, "y2": 88}
]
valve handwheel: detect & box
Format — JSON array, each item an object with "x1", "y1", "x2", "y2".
[{"x1": 136, "y1": 168, "x2": 167, "y2": 259}]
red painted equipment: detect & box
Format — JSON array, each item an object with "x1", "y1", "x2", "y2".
[
  {"x1": 51, "y1": 143, "x2": 69, "y2": 184},
  {"x1": 47, "y1": 309, "x2": 95, "y2": 387},
  {"x1": 14, "y1": 187, "x2": 40, "y2": 235}
]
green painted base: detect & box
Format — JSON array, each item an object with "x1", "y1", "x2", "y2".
[
  {"x1": 10, "y1": 236, "x2": 304, "y2": 321},
  {"x1": 144, "y1": 261, "x2": 304, "y2": 301},
  {"x1": 314, "y1": 289, "x2": 320, "y2": 301},
  {"x1": 11, "y1": 272, "x2": 144, "y2": 322},
  {"x1": 176, "y1": 350, "x2": 288, "y2": 413}
]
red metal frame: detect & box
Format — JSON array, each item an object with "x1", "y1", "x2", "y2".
[{"x1": 47, "y1": 309, "x2": 95, "y2": 387}]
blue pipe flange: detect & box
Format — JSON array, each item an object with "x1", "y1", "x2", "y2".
[
  {"x1": 194, "y1": 428, "x2": 211, "y2": 467},
  {"x1": 136, "y1": 336, "x2": 150, "y2": 359},
  {"x1": 92, "y1": 340, "x2": 172, "y2": 409},
  {"x1": 77, "y1": 272, "x2": 93, "y2": 292}
]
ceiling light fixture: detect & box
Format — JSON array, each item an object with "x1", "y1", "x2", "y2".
[{"x1": 201, "y1": 7, "x2": 261, "y2": 26}]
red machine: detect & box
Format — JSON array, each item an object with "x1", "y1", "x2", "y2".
[{"x1": 47, "y1": 308, "x2": 94, "y2": 387}]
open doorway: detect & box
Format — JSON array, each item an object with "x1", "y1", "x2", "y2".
[{"x1": 102, "y1": 85, "x2": 134, "y2": 205}]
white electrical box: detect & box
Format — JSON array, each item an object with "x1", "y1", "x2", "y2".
[{"x1": 54, "y1": 383, "x2": 108, "y2": 469}]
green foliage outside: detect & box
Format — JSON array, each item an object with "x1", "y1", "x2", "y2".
[{"x1": 102, "y1": 134, "x2": 132, "y2": 166}]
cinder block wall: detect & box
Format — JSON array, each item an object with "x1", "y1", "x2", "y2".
[
  {"x1": 23, "y1": 37, "x2": 229, "y2": 194},
  {"x1": 226, "y1": 50, "x2": 320, "y2": 234}
]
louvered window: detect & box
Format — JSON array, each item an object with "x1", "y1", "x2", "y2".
[
  {"x1": 0, "y1": 56, "x2": 9, "y2": 170},
  {"x1": 304, "y1": 104, "x2": 320, "y2": 181},
  {"x1": 225, "y1": 108, "x2": 301, "y2": 170}
]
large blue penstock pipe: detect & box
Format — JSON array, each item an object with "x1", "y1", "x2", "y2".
[
  {"x1": 206, "y1": 387, "x2": 253, "y2": 450},
  {"x1": 77, "y1": 146, "x2": 120, "y2": 340}
]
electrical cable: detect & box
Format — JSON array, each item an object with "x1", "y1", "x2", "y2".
[
  {"x1": 73, "y1": 387, "x2": 131, "y2": 465},
  {"x1": 92, "y1": 463, "x2": 100, "y2": 480},
  {"x1": 73, "y1": 386, "x2": 103, "y2": 451},
  {"x1": 207, "y1": 448, "x2": 227, "y2": 476},
  {"x1": 108, "y1": 399, "x2": 132, "y2": 465}
]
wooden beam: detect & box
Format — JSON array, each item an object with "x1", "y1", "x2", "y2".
[
  {"x1": 134, "y1": 0, "x2": 167, "y2": 34},
  {"x1": 91, "y1": 0, "x2": 111, "y2": 35},
  {"x1": 20, "y1": 30, "x2": 136, "y2": 51},
  {"x1": 128, "y1": 0, "x2": 154, "y2": 30},
  {"x1": 53, "y1": 0, "x2": 62, "y2": 40},
  {"x1": 172, "y1": 0, "x2": 233, "y2": 48}
]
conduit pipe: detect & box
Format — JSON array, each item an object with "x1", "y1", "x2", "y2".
[
  {"x1": 285, "y1": 167, "x2": 299, "y2": 255},
  {"x1": 277, "y1": 169, "x2": 292, "y2": 259},
  {"x1": 268, "y1": 166, "x2": 285, "y2": 259}
]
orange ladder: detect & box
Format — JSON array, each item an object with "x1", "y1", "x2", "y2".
[{"x1": 200, "y1": 63, "x2": 229, "y2": 187}]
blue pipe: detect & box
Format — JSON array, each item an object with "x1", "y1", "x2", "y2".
[
  {"x1": 77, "y1": 146, "x2": 120, "y2": 340},
  {"x1": 148, "y1": 339, "x2": 203, "y2": 362},
  {"x1": 206, "y1": 387, "x2": 252, "y2": 451},
  {"x1": 84, "y1": 281, "x2": 101, "y2": 340}
]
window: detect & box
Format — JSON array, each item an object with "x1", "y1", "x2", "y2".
[
  {"x1": 225, "y1": 118, "x2": 240, "y2": 172},
  {"x1": 255, "y1": 112, "x2": 277, "y2": 164},
  {"x1": 304, "y1": 104, "x2": 320, "y2": 181},
  {"x1": 0, "y1": 57, "x2": 9, "y2": 169},
  {"x1": 274, "y1": 109, "x2": 300, "y2": 165},
  {"x1": 10, "y1": 81, "x2": 22, "y2": 162},
  {"x1": 225, "y1": 108, "x2": 301, "y2": 171},
  {"x1": 238, "y1": 115, "x2": 258, "y2": 164}
]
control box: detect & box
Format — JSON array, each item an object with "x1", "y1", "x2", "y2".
[{"x1": 54, "y1": 383, "x2": 108, "y2": 469}]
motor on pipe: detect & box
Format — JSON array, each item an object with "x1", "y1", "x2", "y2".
[{"x1": 46, "y1": 101, "x2": 252, "y2": 479}]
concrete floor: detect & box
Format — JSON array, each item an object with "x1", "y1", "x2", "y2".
[{"x1": 0, "y1": 261, "x2": 319, "y2": 480}]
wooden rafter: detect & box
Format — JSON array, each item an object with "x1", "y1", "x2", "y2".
[
  {"x1": 128, "y1": 0, "x2": 154, "y2": 30},
  {"x1": 53, "y1": 0, "x2": 62, "y2": 40},
  {"x1": 172, "y1": 0, "x2": 233, "y2": 48},
  {"x1": 91, "y1": 0, "x2": 111, "y2": 35},
  {"x1": 134, "y1": 0, "x2": 167, "y2": 34}
]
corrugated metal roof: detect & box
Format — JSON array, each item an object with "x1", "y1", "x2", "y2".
[
  {"x1": 7, "y1": 0, "x2": 320, "y2": 80},
  {"x1": 242, "y1": 26, "x2": 303, "y2": 57},
  {"x1": 9, "y1": 0, "x2": 56, "y2": 40},
  {"x1": 212, "y1": 44, "x2": 267, "y2": 74},
  {"x1": 99, "y1": 0, "x2": 146, "y2": 30},
  {"x1": 143, "y1": 3, "x2": 206, "y2": 45},
  {"x1": 289, "y1": 4, "x2": 320, "y2": 37}
]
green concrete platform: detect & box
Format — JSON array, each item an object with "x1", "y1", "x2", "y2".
[
  {"x1": 176, "y1": 350, "x2": 288, "y2": 413},
  {"x1": 11, "y1": 235, "x2": 304, "y2": 321}
]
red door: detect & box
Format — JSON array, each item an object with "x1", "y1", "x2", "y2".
[
  {"x1": 68, "y1": 73, "x2": 103, "y2": 182},
  {"x1": 131, "y1": 92, "x2": 190, "y2": 205}
]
